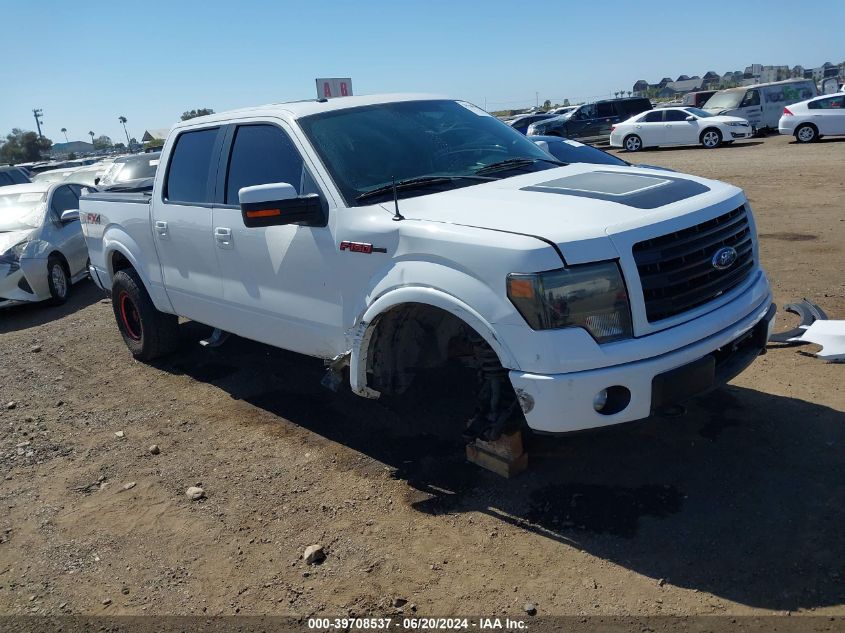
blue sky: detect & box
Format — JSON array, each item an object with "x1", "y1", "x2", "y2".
[{"x1": 1, "y1": 0, "x2": 842, "y2": 144}]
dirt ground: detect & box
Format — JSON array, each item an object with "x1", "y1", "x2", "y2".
[{"x1": 1, "y1": 134, "x2": 843, "y2": 619}]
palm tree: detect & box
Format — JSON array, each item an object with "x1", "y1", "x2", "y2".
[
  {"x1": 60, "y1": 127, "x2": 68, "y2": 142},
  {"x1": 118, "y1": 116, "x2": 131, "y2": 146},
  {"x1": 88, "y1": 131, "x2": 95, "y2": 147}
]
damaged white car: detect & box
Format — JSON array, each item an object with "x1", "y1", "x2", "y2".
[{"x1": 0, "y1": 182, "x2": 89, "y2": 308}]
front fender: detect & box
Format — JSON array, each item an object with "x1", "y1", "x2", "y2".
[{"x1": 348, "y1": 282, "x2": 519, "y2": 398}]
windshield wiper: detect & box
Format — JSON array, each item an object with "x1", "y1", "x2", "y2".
[
  {"x1": 474, "y1": 157, "x2": 565, "y2": 175},
  {"x1": 355, "y1": 175, "x2": 495, "y2": 202}
]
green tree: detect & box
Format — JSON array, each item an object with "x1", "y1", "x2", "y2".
[
  {"x1": 542, "y1": 99, "x2": 552, "y2": 109},
  {"x1": 181, "y1": 108, "x2": 215, "y2": 121},
  {"x1": 92, "y1": 135, "x2": 113, "y2": 150},
  {"x1": 0, "y1": 128, "x2": 53, "y2": 164},
  {"x1": 67, "y1": 152, "x2": 77, "y2": 160}
]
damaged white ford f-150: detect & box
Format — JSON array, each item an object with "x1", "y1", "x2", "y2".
[{"x1": 80, "y1": 94, "x2": 775, "y2": 439}]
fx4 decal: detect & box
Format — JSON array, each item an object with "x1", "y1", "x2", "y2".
[{"x1": 339, "y1": 241, "x2": 386, "y2": 254}]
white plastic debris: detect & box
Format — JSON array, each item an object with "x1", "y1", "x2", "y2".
[{"x1": 790, "y1": 320, "x2": 845, "y2": 361}]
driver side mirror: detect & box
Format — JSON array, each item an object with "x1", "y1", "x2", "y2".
[
  {"x1": 60, "y1": 209, "x2": 80, "y2": 223},
  {"x1": 238, "y1": 182, "x2": 322, "y2": 228},
  {"x1": 685, "y1": 115, "x2": 696, "y2": 121}
]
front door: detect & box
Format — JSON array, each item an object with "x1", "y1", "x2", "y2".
[
  {"x1": 210, "y1": 121, "x2": 345, "y2": 359},
  {"x1": 151, "y1": 126, "x2": 224, "y2": 323},
  {"x1": 47, "y1": 184, "x2": 87, "y2": 276},
  {"x1": 662, "y1": 109, "x2": 696, "y2": 145}
]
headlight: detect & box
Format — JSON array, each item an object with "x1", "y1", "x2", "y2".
[
  {"x1": 507, "y1": 261, "x2": 633, "y2": 343},
  {"x1": 726, "y1": 122, "x2": 748, "y2": 127},
  {"x1": 0, "y1": 241, "x2": 29, "y2": 273}
]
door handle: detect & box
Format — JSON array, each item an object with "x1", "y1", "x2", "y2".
[
  {"x1": 154, "y1": 220, "x2": 168, "y2": 236},
  {"x1": 214, "y1": 227, "x2": 232, "y2": 246}
]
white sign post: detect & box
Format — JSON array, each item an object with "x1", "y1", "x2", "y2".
[{"x1": 316, "y1": 78, "x2": 353, "y2": 99}]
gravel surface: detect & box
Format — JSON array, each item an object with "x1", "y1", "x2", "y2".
[{"x1": 0, "y1": 134, "x2": 843, "y2": 617}]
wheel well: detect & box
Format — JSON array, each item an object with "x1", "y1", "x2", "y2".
[
  {"x1": 111, "y1": 251, "x2": 133, "y2": 276},
  {"x1": 48, "y1": 251, "x2": 69, "y2": 275},
  {"x1": 700, "y1": 127, "x2": 721, "y2": 139},
  {"x1": 795, "y1": 122, "x2": 818, "y2": 133},
  {"x1": 365, "y1": 303, "x2": 494, "y2": 396}
]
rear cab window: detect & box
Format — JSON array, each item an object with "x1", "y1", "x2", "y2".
[{"x1": 164, "y1": 128, "x2": 220, "y2": 204}]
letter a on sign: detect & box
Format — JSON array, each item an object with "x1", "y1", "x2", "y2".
[{"x1": 315, "y1": 78, "x2": 353, "y2": 99}]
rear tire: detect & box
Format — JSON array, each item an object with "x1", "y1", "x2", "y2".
[
  {"x1": 111, "y1": 268, "x2": 180, "y2": 360},
  {"x1": 46, "y1": 256, "x2": 70, "y2": 306},
  {"x1": 795, "y1": 124, "x2": 818, "y2": 143},
  {"x1": 623, "y1": 134, "x2": 643, "y2": 152},
  {"x1": 700, "y1": 128, "x2": 722, "y2": 148}
]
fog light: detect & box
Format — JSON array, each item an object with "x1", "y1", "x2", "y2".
[
  {"x1": 593, "y1": 389, "x2": 608, "y2": 412},
  {"x1": 593, "y1": 386, "x2": 632, "y2": 416}
]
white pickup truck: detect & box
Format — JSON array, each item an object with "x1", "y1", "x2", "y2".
[{"x1": 80, "y1": 94, "x2": 775, "y2": 440}]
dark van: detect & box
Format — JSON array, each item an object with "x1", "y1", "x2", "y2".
[{"x1": 526, "y1": 97, "x2": 652, "y2": 143}]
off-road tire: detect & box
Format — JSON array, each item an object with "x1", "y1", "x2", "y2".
[{"x1": 111, "y1": 268, "x2": 180, "y2": 360}]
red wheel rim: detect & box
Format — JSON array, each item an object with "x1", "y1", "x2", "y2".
[{"x1": 118, "y1": 291, "x2": 142, "y2": 341}]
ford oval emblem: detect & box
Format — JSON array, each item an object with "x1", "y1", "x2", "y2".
[{"x1": 711, "y1": 246, "x2": 738, "y2": 270}]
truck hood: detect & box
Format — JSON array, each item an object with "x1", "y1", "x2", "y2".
[{"x1": 385, "y1": 163, "x2": 744, "y2": 264}]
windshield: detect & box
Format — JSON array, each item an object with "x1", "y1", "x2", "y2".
[
  {"x1": 0, "y1": 191, "x2": 46, "y2": 232},
  {"x1": 107, "y1": 154, "x2": 160, "y2": 184},
  {"x1": 704, "y1": 92, "x2": 743, "y2": 110},
  {"x1": 684, "y1": 107, "x2": 713, "y2": 118},
  {"x1": 32, "y1": 169, "x2": 73, "y2": 183},
  {"x1": 298, "y1": 100, "x2": 557, "y2": 205}
]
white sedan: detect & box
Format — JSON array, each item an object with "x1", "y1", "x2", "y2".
[
  {"x1": 778, "y1": 93, "x2": 845, "y2": 143},
  {"x1": 0, "y1": 182, "x2": 89, "y2": 308},
  {"x1": 610, "y1": 107, "x2": 752, "y2": 151}
]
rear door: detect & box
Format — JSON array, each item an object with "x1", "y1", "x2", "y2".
[
  {"x1": 633, "y1": 110, "x2": 666, "y2": 145},
  {"x1": 210, "y1": 120, "x2": 345, "y2": 357},
  {"x1": 151, "y1": 126, "x2": 225, "y2": 322}
]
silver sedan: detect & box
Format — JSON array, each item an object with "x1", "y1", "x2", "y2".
[{"x1": 0, "y1": 182, "x2": 89, "y2": 308}]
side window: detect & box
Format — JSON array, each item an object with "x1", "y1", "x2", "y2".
[
  {"x1": 50, "y1": 185, "x2": 79, "y2": 217},
  {"x1": 596, "y1": 102, "x2": 615, "y2": 117},
  {"x1": 664, "y1": 110, "x2": 689, "y2": 122},
  {"x1": 641, "y1": 111, "x2": 664, "y2": 123},
  {"x1": 0, "y1": 173, "x2": 12, "y2": 186},
  {"x1": 164, "y1": 128, "x2": 219, "y2": 204},
  {"x1": 225, "y1": 124, "x2": 310, "y2": 205},
  {"x1": 741, "y1": 90, "x2": 760, "y2": 107}
]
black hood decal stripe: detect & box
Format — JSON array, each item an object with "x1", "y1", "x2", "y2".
[{"x1": 521, "y1": 171, "x2": 710, "y2": 209}]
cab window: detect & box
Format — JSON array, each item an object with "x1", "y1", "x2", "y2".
[
  {"x1": 664, "y1": 110, "x2": 690, "y2": 122},
  {"x1": 224, "y1": 124, "x2": 318, "y2": 205},
  {"x1": 740, "y1": 90, "x2": 760, "y2": 107},
  {"x1": 164, "y1": 128, "x2": 220, "y2": 204}
]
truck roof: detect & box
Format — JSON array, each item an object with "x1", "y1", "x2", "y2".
[{"x1": 173, "y1": 93, "x2": 449, "y2": 130}]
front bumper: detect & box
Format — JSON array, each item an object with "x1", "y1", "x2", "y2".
[
  {"x1": 730, "y1": 130, "x2": 752, "y2": 139},
  {"x1": 510, "y1": 298, "x2": 775, "y2": 433},
  {"x1": 0, "y1": 260, "x2": 49, "y2": 308}
]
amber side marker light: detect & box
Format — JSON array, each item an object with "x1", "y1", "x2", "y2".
[
  {"x1": 246, "y1": 208, "x2": 281, "y2": 218},
  {"x1": 507, "y1": 278, "x2": 535, "y2": 299}
]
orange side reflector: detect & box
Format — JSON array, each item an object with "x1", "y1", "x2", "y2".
[
  {"x1": 246, "y1": 208, "x2": 281, "y2": 218},
  {"x1": 508, "y1": 278, "x2": 535, "y2": 299}
]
